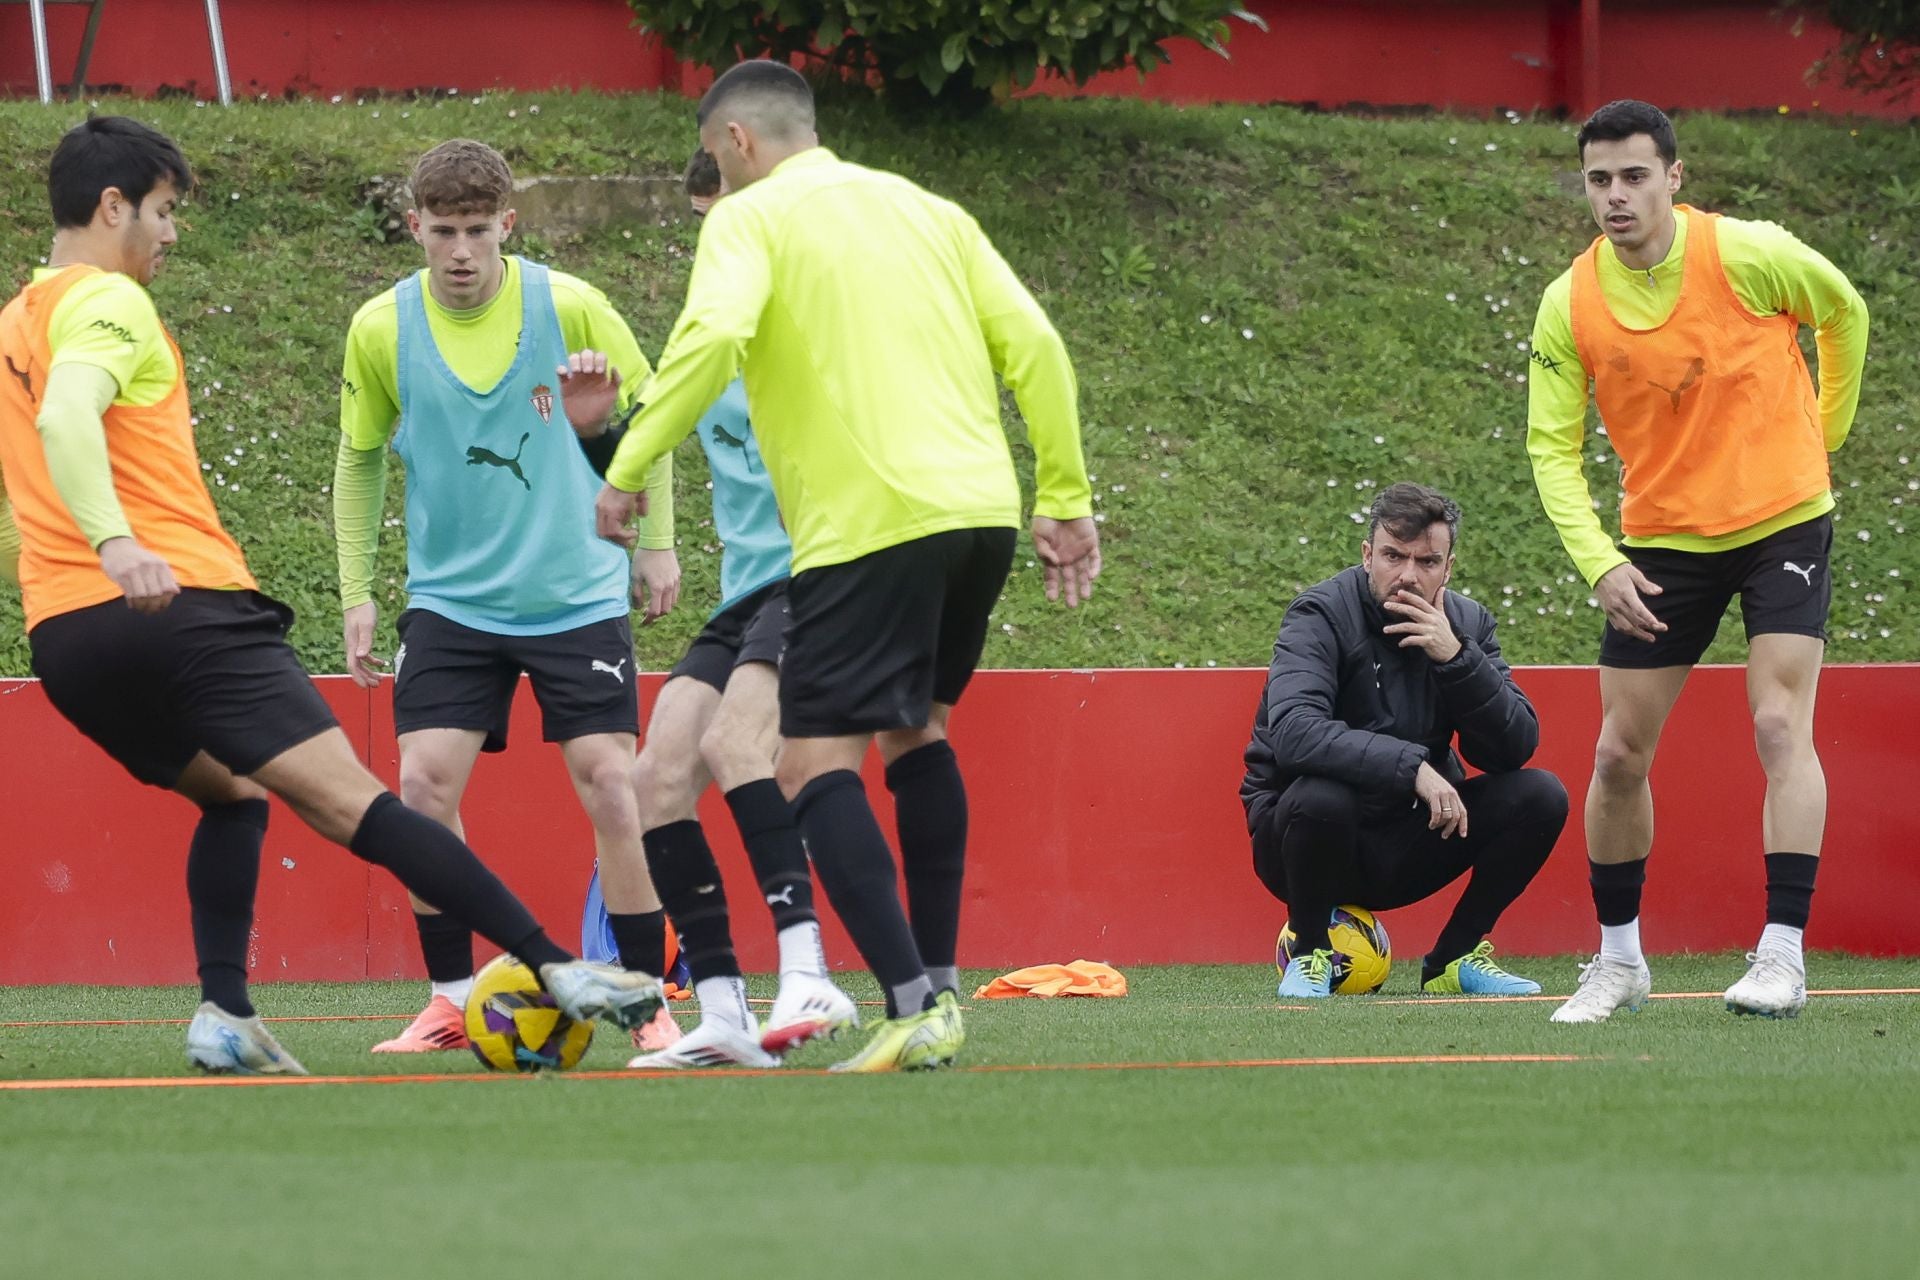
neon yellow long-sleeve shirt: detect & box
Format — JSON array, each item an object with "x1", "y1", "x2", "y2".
[{"x1": 605, "y1": 148, "x2": 1091, "y2": 574}]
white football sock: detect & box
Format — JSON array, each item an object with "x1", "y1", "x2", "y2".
[
  {"x1": 1758, "y1": 923, "x2": 1805, "y2": 967},
  {"x1": 1599, "y1": 920, "x2": 1644, "y2": 968},
  {"x1": 694, "y1": 976, "x2": 755, "y2": 1033},
  {"x1": 776, "y1": 921, "x2": 827, "y2": 978},
  {"x1": 431, "y1": 977, "x2": 473, "y2": 1008}
]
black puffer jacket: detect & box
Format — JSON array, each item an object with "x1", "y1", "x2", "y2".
[{"x1": 1241, "y1": 565, "x2": 1540, "y2": 829}]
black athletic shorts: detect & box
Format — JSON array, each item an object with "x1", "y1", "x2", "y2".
[
  {"x1": 393, "y1": 608, "x2": 639, "y2": 752},
  {"x1": 781, "y1": 526, "x2": 1016, "y2": 738},
  {"x1": 668, "y1": 579, "x2": 790, "y2": 694},
  {"x1": 29, "y1": 588, "x2": 339, "y2": 788},
  {"x1": 1599, "y1": 514, "x2": 1833, "y2": 669}
]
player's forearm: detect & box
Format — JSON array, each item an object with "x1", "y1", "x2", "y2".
[
  {"x1": 1526, "y1": 421, "x2": 1626, "y2": 586},
  {"x1": 332, "y1": 434, "x2": 387, "y2": 609},
  {"x1": 1814, "y1": 290, "x2": 1869, "y2": 452},
  {"x1": 605, "y1": 322, "x2": 735, "y2": 492},
  {"x1": 1002, "y1": 319, "x2": 1093, "y2": 520},
  {"x1": 634, "y1": 453, "x2": 675, "y2": 550},
  {"x1": 36, "y1": 363, "x2": 132, "y2": 549}
]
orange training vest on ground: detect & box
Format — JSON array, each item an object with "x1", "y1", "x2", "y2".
[
  {"x1": 0, "y1": 264, "x2": 254, "y2": 629},
  {"x1": 1569, "y1": 206, "x2": 1828, "y2": 539}
]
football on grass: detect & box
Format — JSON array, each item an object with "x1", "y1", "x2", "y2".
[{"x1": 465, "y1": 954, "x2": 594, "y2": 1072}]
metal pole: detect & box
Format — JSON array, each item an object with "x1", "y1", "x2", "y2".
[
  {"x1": 29, "y1": 0, "x2": 54, "y2": 104},
  {"x1": 72, "y1": 0, "x2": 107, "y2": 101},
  {"x1": 204, "y1": 0, "x2": 232, "y2": 105}
]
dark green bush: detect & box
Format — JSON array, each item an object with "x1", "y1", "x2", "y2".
[{"x1": 625, "y1": 0, "x2": 1263, "y2": 111}]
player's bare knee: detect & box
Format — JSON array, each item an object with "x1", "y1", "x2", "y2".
[
  {"x1": 1752, "y1": 705, "x2": 1812, "y2": 773},
  {"x1": 1592, "y1": 734, "x2": 1654, "y2": 788},
  {"x1": 397, "y1": 756, "x2": 461, "y2": 818},
  {"x1": 633, "y1": 745, "x2": 697, "y2": 823},
  {"x1": 697, "y1": 720, "x2": 759, "y2": 789}
]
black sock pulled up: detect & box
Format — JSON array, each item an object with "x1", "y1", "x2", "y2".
[
  {"x1": 641, "y1": 821, "x2": 740, "y2": 982},
  {"x1": 187, "y1": 798, "x2": 269, "y2": 1018}
]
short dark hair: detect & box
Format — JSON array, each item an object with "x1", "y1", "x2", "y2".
[
  {"x1": 48, "y1": 116, "x2": 192, "y2": 230},
  {"x1": 683, "y1": 147, "x2": 720, "y2": 199},
  {"x1": 1366, "y1": 482, "x2": 1461, "y2": 550},
  {"x1": 696, "y1": 60, "x2": 815, "y2": 140},
  {"x1": 411, "y1": 139, "x2": 512, "y2": 215},
  {"x1": 1577, "y1": 99, "x2": 1678, "y2": 168}
]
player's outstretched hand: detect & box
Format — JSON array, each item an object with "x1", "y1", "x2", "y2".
[
  {"x1": 1413, "y1": 760, "x2": 1467, "y2": 839},
  {"x1": 556, "y1": 351, "x2": 621, "y2": 438},
  {"x1": 1595, "y1": 562, "x2": 1667, "y2": 642},
  {"x1": 1032, "y1": 515, "x2": 1102, "y2": 607},
  {"x1": 595, "y1": 482, "x2": 648, "y2": 547},
  {"x1": 98, "y1": 536, "x2": 180, "y2": 614},
  {"x1": 632, "y1": 547, "x2": 680, "y2": 625},
  {"x1": 1382, "y1": 589, "x2": 1462, "y2": 663},
  {"x1": 342, "y1": 601, "x2": 387, "y2": 688}
]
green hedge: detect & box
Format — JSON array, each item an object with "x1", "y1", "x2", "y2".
[{"x1": 0, "y1": 94, "x2": 1914, "y2": 675}]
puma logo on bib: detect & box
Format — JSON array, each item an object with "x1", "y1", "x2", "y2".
[{"x1": 466, "y1": 432, "x2": 531, "y2": 490}]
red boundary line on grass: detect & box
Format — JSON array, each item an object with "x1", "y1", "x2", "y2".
[
  {"x1": 0, "y1": 1052, "x2": 1590, "y2": 1092},
  {"x1": 3, "y1": 987, "x2": 1916, "y2": 1028},
  {"x1": 1367, "y1": 986, "x2": 1920, "y2": 1007}
]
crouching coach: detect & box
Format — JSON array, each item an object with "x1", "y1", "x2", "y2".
[{"x1": 1241, "y1": 483, "x2": 1567, "y2": 998}]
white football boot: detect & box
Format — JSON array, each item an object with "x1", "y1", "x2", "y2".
[
  {"x1": 1724, "y1": 946, "x2": 1807, "y2": 1019},
  {"x1": 628, "y1": 1017, "x2": 779, "y2": 1069},
  {"x1": 760, "y1": 971, "x2": 859, "y2": 1056},
  {"x1": 539, "y1": 960, "x2": 664, "y2": 1030},
  {"x1": 1549, "y1": 954, "x2": 1653, "y2": 1024},
  {"x1": 185, "y1": 1002, "x2": 308, "y2": 1075}
]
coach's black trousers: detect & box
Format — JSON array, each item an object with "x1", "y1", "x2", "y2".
[{"x1": 1249, "y1": 770, "x2": 1567, "y2": 968}]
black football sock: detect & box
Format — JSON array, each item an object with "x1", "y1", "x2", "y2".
[
  {"x1": 886, "y1": 740, "x2": 966, "y2": 995},
  {"x1": 642, "y1": 822, "x2": 741, "y2": 981},
  {"x1": 1763, "y1": 852, "x2": 1819, "y2": 930},
  {"x1": 608, "y1": 909, "x2": 669, "y2": 977},
  {"x1": 794, "y1": 770, "x2": 930, "y2": 1018},
  {"x1": 723, "y1": 779, "x2": 817, "y2": 932},
  {"x1": 1588, "y1": 858, "x2": 1647, "y2": 927},
  {"x1": 1279, "y1": 815, "x2": 1346, "y2": 954},
  {"x1": 413, "y1": 910, "x2": 474, "y2": 985},
  {"x1": 187, "y1": 798, "x2": 269, "y2": 1018},
  {"x1": 349, "y1": 794, "x2": 569, "y2": 971}
]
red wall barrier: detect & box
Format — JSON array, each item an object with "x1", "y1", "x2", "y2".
[
  {"x1": 4, "y1": 665, "x2": 1917, "y2": 989},
  {"x1": 1, "y1": 1, "x2": 1908, "y2": 118}
]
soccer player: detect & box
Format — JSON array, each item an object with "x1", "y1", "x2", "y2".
[
  {"x1": 580, "y1": 148, "x2": 856, "y2": 1071},
  {"x1": 595, "y1": 62, "x2": 1101, "y2": 1073},
  {"x1": 1526, "y1": 100, "x2": 1869, "y2": 1022},
  {"x1": 335, "y1": 139, "x2": 682, "y2": 1054},
  {"x1": 1242, "y1": 483, "x2": 1567, "y2": 998},
  {"x1": 0, "y1": 117, "x2": 663, "y2": 1073}
]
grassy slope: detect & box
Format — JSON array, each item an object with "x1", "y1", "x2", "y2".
[
  {"x1": 0, "y1": 96, "x2": 1915, "y2": 676},
  {"x1": 2, "y1": 958, "x2": 1917, "y2": 1278}
]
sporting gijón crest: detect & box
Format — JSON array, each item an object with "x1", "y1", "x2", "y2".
[{"x1": 529, "y1": 383, "x2": 554, "y2": 424}]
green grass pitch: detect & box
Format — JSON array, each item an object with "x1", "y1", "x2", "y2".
[{"x1": 3, "y1": 955, "x2": 1917, "y2": 1277}]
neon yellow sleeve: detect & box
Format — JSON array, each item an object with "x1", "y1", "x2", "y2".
[
  {"x1": 332, "y1": 435, "x2": 387, "y2": 610},
  {"x1": 45, "y1": 273, "x2": 174, "y2": 407},
  {"x1": 0, "y1": 496, "x2": 19, "y2": 587},
  {"x1": 339, "y1": 296, "x2": 403, "y2": 452},
  {"x1": 552, "y1": 273, "x2": 674, "y2": 549},
  {"x1": 36, "y1": 363, "x2": 133, "y2": 549},
  {"x1": 606, "y1": 200, "x2": 767, "y2": 494},
  {"x1": 965, "y1": 215, "x2": 1092, "y2": 521},
  {"x1": 1718, "y1": 219, "x2": 1870, "y2": 452},
  {"x1": 1525, "y1": 272, "x2": 1628, "y2": 587}
]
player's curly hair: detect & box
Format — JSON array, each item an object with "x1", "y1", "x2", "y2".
[
  {"x1": 410, "y1": 139, "x2": 512, "y2": 214},
  {"x1": 1368, "y1": 483, "x2": 1461, "y2": 548}
]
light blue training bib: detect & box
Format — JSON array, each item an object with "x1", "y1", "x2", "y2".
[
  {"x1": 392, "y1": 259, "x2": 629, "y2": 634},
  {"x1": 697, "y1": 379, "x2": 791, "y2": 609}
]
